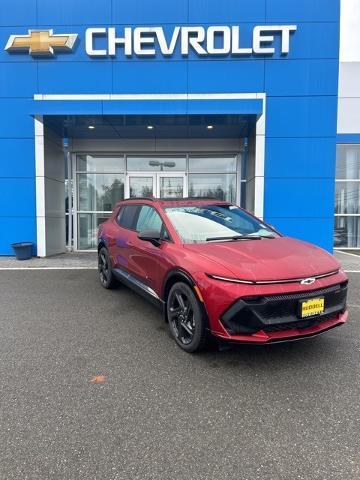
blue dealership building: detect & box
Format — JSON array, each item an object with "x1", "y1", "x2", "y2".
[{"x1": 0, "y1": 0, "x2": 346, "y2": 255}]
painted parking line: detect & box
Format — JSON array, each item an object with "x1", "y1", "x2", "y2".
[
  {"x1": 0, "y1": 266, "x2": 97, "y2": 270},
  {"x1": 335, "y1": 250, "x2": 360, "y2": 258}
]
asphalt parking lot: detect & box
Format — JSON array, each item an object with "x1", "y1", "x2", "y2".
[{"x1": 0, "y1": 269, "x2": 359, "y2": 480}]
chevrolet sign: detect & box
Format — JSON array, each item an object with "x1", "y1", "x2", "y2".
[{"x1": 5, "y1": 25, "x2": 297, "y2": 58}]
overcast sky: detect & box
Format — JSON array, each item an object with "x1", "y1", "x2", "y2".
[{"x1": 340, "y1": 0, "x2": 360, "y2": 61}]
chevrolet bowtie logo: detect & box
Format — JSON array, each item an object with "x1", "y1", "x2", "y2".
[{"x1": 5, "y1": 29, "x2": 77, "y2": 56}]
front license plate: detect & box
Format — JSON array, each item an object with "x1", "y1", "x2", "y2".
[{"x1": 300, "y1": 297, "x2": 325, "y2": 318}]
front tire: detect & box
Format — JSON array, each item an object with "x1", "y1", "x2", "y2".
[
  {"x1": 167, "y1": 282, "x2": 207, "y2": 353},
  {"x1": 98, "y1": 247, "x2": 117, "y2": 289}
]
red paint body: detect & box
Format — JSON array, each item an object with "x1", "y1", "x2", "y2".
[{"x1": 98, "y1": 199, "x2": 348, "y2": 344}]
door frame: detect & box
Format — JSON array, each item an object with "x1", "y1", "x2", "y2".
[
  {"x1": 125, "y1": 173, "x2": 157, "y2": 199},
  {"x1": 125, "y1": 172, "x2": 188, "y2": 198},
  {"x1": 157, "y1": 172, "x2": 188, "y2": 198}
]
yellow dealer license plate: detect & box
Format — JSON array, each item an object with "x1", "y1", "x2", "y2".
[{"x1": 300, "y1": 297, "x2": 325, "y2": 318}]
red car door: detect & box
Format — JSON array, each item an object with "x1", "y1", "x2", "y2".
[
  {"x1": 129, "y1": 205, "x2": 173, "y2": 297},
  {"x1": 110, "y1": 204, "x2": 141, "y2": 272}
]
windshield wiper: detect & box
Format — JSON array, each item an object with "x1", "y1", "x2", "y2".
[
  {"x1": 206, "y1": 234, "x2": 276, "y2": 242},
  {"x1": 206, "y1": 235, "x2": 263, "y2": 242}
]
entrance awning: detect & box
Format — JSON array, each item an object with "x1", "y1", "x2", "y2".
[{"x1": 41, "y1": 113, "x2": 258, "y2": 139}]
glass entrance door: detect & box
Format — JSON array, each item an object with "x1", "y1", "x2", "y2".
[
  {"x1": 127, "y1": 173, "x2": 186, "y2": 199},
  {"x1": 126, "y1": 174, "x2": 155, "y2": 198},
  {"x1": 158, "y1": 173, "x2": 186, "y2": 198}
]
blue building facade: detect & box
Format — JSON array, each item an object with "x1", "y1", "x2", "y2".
[{"x1": 0, "y1": 0, "x2": 340, "y2": 255}]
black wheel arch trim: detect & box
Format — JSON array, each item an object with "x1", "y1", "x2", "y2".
[
  {"x1": 162, "y1": 269, "x2": 209, "y2": 328},
  {"x1": 162, "y1": 269, "x2": 197, "y2": 298}
]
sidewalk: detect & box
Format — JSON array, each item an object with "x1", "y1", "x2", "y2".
[
  {"x1": 0, "y1": 252, "x2": 97, "y2": 269},
  {"x1": 334, "y1": 250, "x2": 360, "y2": 272},
  {"x1": 0, "y1": 250, "x2": 358, "y2": 271}
]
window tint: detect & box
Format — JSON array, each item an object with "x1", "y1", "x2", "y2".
[
  {"x1": 117, "y1": 205, "x2": 140, "y2": 230},
  {"x1": 136, "y1": 206, "x2": 163, "y2": 234}
]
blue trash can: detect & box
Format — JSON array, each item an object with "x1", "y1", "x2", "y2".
[{"x1": 11, "y1": 242, "x2": 33, "y2": 260}]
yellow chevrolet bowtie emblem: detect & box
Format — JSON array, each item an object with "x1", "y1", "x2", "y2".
[{"x1": 5, "y1": 29, "x2": 77, "y2": 56}]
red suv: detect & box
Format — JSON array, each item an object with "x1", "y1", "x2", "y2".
[{"x1": 98, "y1": 198, "x2": 348, "y2": 352}]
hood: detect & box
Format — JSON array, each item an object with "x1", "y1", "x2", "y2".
[{"x1": 184, "y1": 237, "x2": 340, "y2": 282}]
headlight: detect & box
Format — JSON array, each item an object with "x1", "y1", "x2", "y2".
[{"x1": 206, "y1": 273, "x2": 254, "y2": 285}]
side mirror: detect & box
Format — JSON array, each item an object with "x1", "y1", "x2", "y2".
[{"x1": 137, "y1": 229, "x2": 162, "y2": 247}]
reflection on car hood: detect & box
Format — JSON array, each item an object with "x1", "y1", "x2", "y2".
[{"x1": 184, "y1": 237, "x2": 340, "y2": 282}]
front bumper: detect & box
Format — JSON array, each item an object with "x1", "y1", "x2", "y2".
[
  {"x1": 214, "y1": 310, "x2": 348, "y2": 344},
  {"x1": 213, "y1": 281, "x2": 348, "y2": 344}
]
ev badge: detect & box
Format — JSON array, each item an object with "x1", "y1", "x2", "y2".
[{"x1": 300, "y1": 278, "x2": 316, "y2": 285}]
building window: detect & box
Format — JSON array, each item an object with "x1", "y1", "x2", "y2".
[
  {"x1": 188, "y1": 156, "x2": 237, "y2": 202},
  {"x1": 76, "y1": 155, "x2": 125, "y2": 249},
  {"x1": 334, "y1": 145, "x2": 360, "y2": 248}
]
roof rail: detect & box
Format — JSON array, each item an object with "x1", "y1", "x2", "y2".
[
  {"x1": 123, "y1": 196, "x2": 155, "y2": 201},
  {"x1": 122, "y1": 196, "x2": 224, "y2": 202},
  {"x1": 182, "y1": 196, "x2": 219, "y2": 201},
  {"x1": 158, "y1": 196, "x2": 221, "y2": 201}
]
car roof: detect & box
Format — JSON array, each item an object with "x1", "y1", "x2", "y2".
[{"x1": 115, "y1": 197, "x2": 231, "y2": 208}]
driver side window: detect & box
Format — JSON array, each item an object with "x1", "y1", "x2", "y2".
[{"x1": 136, "y1": 205, "x2": 163, "y2": 235}]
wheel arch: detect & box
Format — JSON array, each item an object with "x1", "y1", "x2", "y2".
[
  {"x1": 98, "y1": 240, "x2": 107, "y2": 253},
  {"x1": 163, "y1": 269, "x2": 195, "y2": 300},
  {"x1": 162, "y1": 269, "x2": 208, "y2": 325}
]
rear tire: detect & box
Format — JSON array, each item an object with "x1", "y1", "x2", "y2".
[
  {"x1": 167, "y1": 282, "x2": 208, "y2": 353},
  {"x1": 98, "y1": 247, "x2": 117, "y2": 289}
]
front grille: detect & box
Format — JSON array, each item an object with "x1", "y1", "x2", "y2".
[
  {"x1": 262, "y1": 313, "x2": 337, "y2": 333},
  {"x1": 264, "y1": 284, "x2": 342, "y2": 302},
  {"x1": 221, "y1": 282, "x2": 348, "y2": 335}
]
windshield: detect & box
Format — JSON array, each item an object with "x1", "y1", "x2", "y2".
[{"x1": 164, "y1": 204, "x2": 279, "y2": 244}]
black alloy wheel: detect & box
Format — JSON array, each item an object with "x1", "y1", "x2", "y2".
[
  {"x1": 98, "y1": 247, "x2": 117, "y2": 289},
  {"x1": 167, "y1": 282, "x2": 207, "y2": 353}
]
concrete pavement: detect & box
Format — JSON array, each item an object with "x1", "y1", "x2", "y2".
[{"x1": 0, "y1": 268, "x2": 359, "y2": 479}]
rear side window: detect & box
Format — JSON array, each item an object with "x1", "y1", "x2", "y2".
[
  {"x1": 136, "y1": 206, "x2": 163, "y2": 234},
  {"x1": 117, "y1": 205, "x2": 140, "y2": 230}
]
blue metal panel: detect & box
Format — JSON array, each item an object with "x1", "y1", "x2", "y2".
[
  {"x1": 188, "y1": 60, "x2": 265, "y2": 93},
  {"x1": 264, "y1": 178, "x2": 335, "y2": 218},
  {"x1": 0, "y1": 62, "x2": 37, "y2": 97},
  {"x1": 266, "y1": 0, "x2": 340, "y2": 23},
  {"x1": 266, "y1": 96, "x2": 338, "y2": 138},
  {"x1": 113, "y1": 0, "x2": 188, "y2": 24},
  {"x1": 189, "y1": 0, "x2": 266, "y2": 23},
  {"x1": 0, "y1": 178, "x2": 36, "y2": 216},
  {"x1": 38, "y1": 61, "x2": 112, "y2": 94},
  {"x1": 113, "y1": 62, "x2": 188, "y2": 94},
  {"x1": 0, "y1": 139, "x2": 35, "y2": 177},
  {"x1": 34, "y1": 100, "x2": 103, "y2": 115},
  {"x1": 266, "y1": 217, "x2": 335, "y2": 252},
  {"x1": 337, "y1": 134, "x2": 360, "y2": 143},
  {"x1": 0, "y1": 99, "x2": 34, "y2": 137},
  {"x1": 263, "y1": 23, "x2": 339, "y2": 61},
  {"x1": 102, "y1": 99, "x2": 188, "y2": 116},
  {"x1": 0, "y1": 0, "x2": 36, "y2": 26},
  {"x1": 33, "y1": 99, "x2": 263, "y2": 116},
  {"x1": 265, "y1": 138, "x2": 336, "y2": 178},
  {"x1": 187, "y1": 100, "x2": 262, "y2": 115},
  {"x1": 265, "y1": 59, "x2": 339, "y2": 96},
  {"x1": 0, "y1": 217, "x2": 36, "y2": 255},
  {"x1": 37, "y1": 0, "x2": 111, "y2": 25}
]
